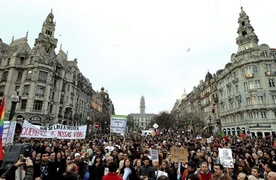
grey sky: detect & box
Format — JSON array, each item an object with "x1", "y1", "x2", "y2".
[{"x1": 1, "y1": 0, "x2": 276, "y2": 115}]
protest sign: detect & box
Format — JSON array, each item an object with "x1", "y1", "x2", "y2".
[
  {"x1": 218, "y1": 148, "x2": 234, "y2": 168},
  {"x1": 170, "y1": 147, "x2": 188, "y2": 162}
]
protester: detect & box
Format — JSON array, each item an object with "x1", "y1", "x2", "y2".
[
  {"x1": 0, "y1": 157, "x2": 34, "y2": 180},
  {"x1": 102, "y1": 161, "x2": 122, "y2": 180}
]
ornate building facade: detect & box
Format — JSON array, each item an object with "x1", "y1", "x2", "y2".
[
  {"x1": 172, "y1": 7, "x2": 276, "y2": 137},
  {"x1": 0, "y1": 11, "x2": 114, "y2": 132}
]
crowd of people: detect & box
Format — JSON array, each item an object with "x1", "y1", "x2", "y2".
[{"x1": 0, "y1": 132, "x2": 276, "y2": 180}]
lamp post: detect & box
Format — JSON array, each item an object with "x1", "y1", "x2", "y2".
[
  {"x1": 9, "y1": 92, "x2": 19, "y2": 121},
  {"x1": 86, "y1": 116, "x2": 90, "y2": 137},
  {"x1": 208, "y1": 115, "x2": 212, "y2": 134}
]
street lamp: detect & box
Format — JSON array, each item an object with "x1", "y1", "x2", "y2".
[
  {"x1": 86, "y1": 116, "x2": 90, "y2": 137},
  {"x1": 9, "y1": 91, "x2": 19, "y2": 121},
  {"x1": 208, "y1": 115, "x2": 212, "y2": 134}
]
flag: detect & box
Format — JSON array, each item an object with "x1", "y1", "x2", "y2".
[
  {"x1": 241, "y1": 132, "x2": 246, "y2": 139},
  {"x1": 220, "y1": 130, "x2": 225, "y2": 138},
  {"x1": 238, "y1": 93, "x2": 242, "y2": 104},
  {"x1": 0, "y1": 99, "x2": 5, "y2": 160}
]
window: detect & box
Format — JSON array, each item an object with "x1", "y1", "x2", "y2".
[
  {"x1": 262, "y1": 51, "x2": 268, "y2": 57},
  {"x1": 248, "y1": 112, "x2": 253, "y2": 119},
  {"x1": 253, "y1": 112, "x2": 259, "y2": 119},
  {"x1": 38, "y1": 71, "x2": 48, "y2": 82},
  {"x1": 273, "y1": 95, "x2": 276, "y2": 104},
  {"x1": 258, "y1": 96, "x2": 264, "y2": 104},
  {"x1": 7, "y1": 58, "x2": 10, "y2": 65},
  {"x1": 269, "y1": 79, "x2": 275, "y2": 87},
  {"x1": 242, "y1": 31, "x2": 247, "y2": 36},
  {"x1": 33, "y1": 100, "x2": 43, "y2": 111},
  {"x1": 244, "y1": 82, "x2": 248, "y2": 91},
  {"x1": 21, "y1": 100, "x2": 27, "y2": 110},
  {"x1": 0, "y1": 86, "x2": 4, "y2": 96},
  {"x1": 17, "y1": 71, "x2": 23, "y2": 81},
  {"x1": 19, "y1": 57, "x2": 25, "y2": 65},
  {"x1": 252, "y1": 66, "x2": 258, "y2": 73},
  {"x1": 30, "y1": 57, "x2": 34, "y2": 64},
  {"x1": 260, "y1": 111, "x2": 266, "y2": 119},
  {"x1": 46, "y1": 30, "x2": 52, "y2": 36},
  {"x1": 246, "y1": 97, "x2": 250, "y2": 105},
  {"x1": 26, "y1": 70, "x2": 32, "y2": 80},
  {"x1": 0, "y1": 58, "x2": 2, "y2": 66},
  {"x1": 1, "y1": 71, "x2": 8, "y2": 82},
  {"x1": 266, "y1": 64, "x2": 272, "y2": 71},
  {"x1": 51, "y1": 92, "x2": 55, "y2": 100},
  {"x1": 251, "y1": 96, "x2": 256, "y2": 105},
  {"x1": 235, "y1": 85, "x2": 239, "y2": 93},
  {"x1": 49, "y1": 104, "x2": 53, "y2": 113},
  {"x1": 36, "y1": 85, "x2": 45, "y2": 97},
  {"x1": 241, "y1": 21, "x2": 245, "y2": 26},
  {"x1": 23, "y1": 85, "x2": 30, "y2": 95},
  {"x1": 255, "y1": 80, "x2": 261, "y2": 88},
  {"x1": 248, "y1": 81, "x2": 254, "y2": 89}
]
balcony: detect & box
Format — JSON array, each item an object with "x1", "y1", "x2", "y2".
[{"x1": 245, "y1": 73, "x2": 254, "y2": 79}]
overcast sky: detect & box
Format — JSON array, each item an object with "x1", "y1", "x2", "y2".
[{"x1": 1, "y1": 0, "x2": 276, "y2": 115}]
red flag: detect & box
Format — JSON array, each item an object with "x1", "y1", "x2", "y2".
[{"x1": 242, "y1": 132, "x2": 246, "y2": 139}]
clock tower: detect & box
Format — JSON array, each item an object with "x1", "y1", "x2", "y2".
[
  {"x1": 34, "y1": 9, "x2": 58, "y2": 56},
  {"x1": 236, "y1": 7, "x2": 259, "y2": 53}
]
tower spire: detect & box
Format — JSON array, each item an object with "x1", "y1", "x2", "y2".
[
  {"x1": 140, "y1": 95, "x2": 145, "y2": 115},
  {"x1": 236, "y1": 7, "x2": 259, "y2": 51}
]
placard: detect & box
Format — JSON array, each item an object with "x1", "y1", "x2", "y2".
[
  {"x1": 170, "y1": 147, "x2": 188, "y2": 162},
  {"x1": 218, "y1": 148, "x2": 234, "y2": 168}
]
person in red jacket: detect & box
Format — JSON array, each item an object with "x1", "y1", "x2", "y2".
[
  {"x1": 181, "y1": 161, "x2": 202, "y2": 180},
  {"x1": 102, "y1": 161, "x2": 122, "y2": 180},
  {"x1": 198, "y1": 162, "x2": 212, "y2": 180}
]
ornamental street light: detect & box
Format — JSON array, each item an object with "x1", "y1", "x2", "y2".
[{"x1": 9, "y1": 92, "x2": 19, "y2": 121}]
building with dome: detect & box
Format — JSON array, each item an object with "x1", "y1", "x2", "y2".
[
  {"x1": 0, "y1": 10, "x2": 114, "y2": 131},
  {"x1": 172, "y1": 7, "x2": 276, "y2": 138}
]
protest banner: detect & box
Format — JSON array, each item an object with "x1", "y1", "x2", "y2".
[
  {"x1": 2, "y1": 121, "x2": 11, "y2": 145},
  {"x1": 110, "y1": 115, "x2": 127, "y2": 135},
  {"x1": 170, "y1": 147, "x2": 188, "y2": 162},
  {"x1": 218, "y1": 148, "x2": 234, "y2": 168},
  {"x1": 150, "y1": 149, "x2": 159, "y2": 161},
  {"x1": 20, "y1": 120, "x2": 87, "y2": 139},
  {"x1": 5, "y1": 121, "x2": 16, "y2": 144}
]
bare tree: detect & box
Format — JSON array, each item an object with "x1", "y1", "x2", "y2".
[{"x1": 152, "y1": 111, "x2": 175, "y2": 130}]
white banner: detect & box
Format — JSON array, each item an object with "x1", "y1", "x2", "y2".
[
  {"x1": 5, "y1": 121, "x2": 16, "y2": 144},
  {"x1": 150, "y1": 149, "x2": 159, "y2": 161},
  {"x1": 20, "y1": 120, "x2": 87, "y2": 139},
  {"x1": 2, "y1": 121, "x2": 11, "y2": 145},
  {"x1": 110, "y1": 115, "x2": 127, "y2": 135},
  {"x1": 218, "y1": 148, "x2": 234, "y2": 168}
]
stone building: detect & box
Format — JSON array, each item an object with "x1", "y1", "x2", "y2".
[
  {"x1": 129, "y1": 96, "x2": 155, "y2": 130},
  {"x1": 172, "y1": 7, "x2": 276, "y2": 137},
  {"x1": 0, "y1": 10, "x2": 114, "y2": 131},
  {"x1": 217, "y1": 7, "x2": 276, "y2": 137}
]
